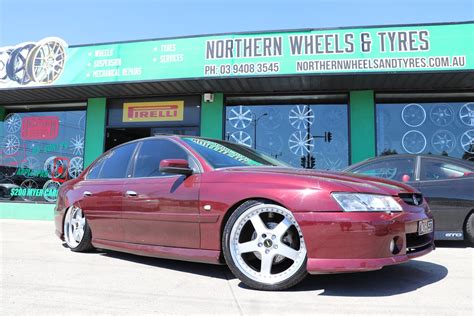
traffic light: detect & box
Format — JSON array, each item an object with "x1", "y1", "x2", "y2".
[
  {"x1": 325, "y1": 131, "x2": 332, "y2": 143},
  {"x1": 309, "y1": 156, "x2": 316, "y2": 169},
  {"x1": 300, "y1": 156, "x2": 307, "y2": 168}
]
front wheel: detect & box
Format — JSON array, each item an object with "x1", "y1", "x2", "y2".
[
  {"x1": 63, "y1": 206, "x2": 94, "y2": 252},
  {"x1": 465, "y1": 213, "x2": 474, "y2": 245},
  {"x1": 223, "y1": 201, "x2": 308, "y2": 291}
]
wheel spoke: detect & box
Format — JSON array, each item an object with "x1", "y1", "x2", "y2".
[
  {"x1": 276, "y1": 244, "x2": 300, "y2": 261},
  {"x1": 272, "y1": 217, "x2": 293, "y2": 239},
  {"x1": 260, "y1": 253, "x2": 274, "y2": 276},
  {"x1": 237, "y1": 240, "x2": 259, "y2": 254},
  {"x1": 250, "y1": 214, "x2": 267, "y2": 234}
]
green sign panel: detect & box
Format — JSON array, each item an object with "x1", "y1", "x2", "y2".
[{"x1": 1, "y1": 22, "x2": 473, "y2": 89}]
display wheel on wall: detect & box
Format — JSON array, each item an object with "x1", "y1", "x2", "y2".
[
  {"x1": 460, "y1": 130, "x2": 474, "y2": 154},
  {"x1": 431, "y1": 130, "x2": 456, "y2": 154},
  {"x1": 0, "y1": 47, "x2": 13, "y2": 82},
  {"x1": 401, "y1": 104, "x2": 426, "y2": 127},
  {"x1": 4, "y1": 113, "x2": 22, "y2": 134},
  {"x1": 70, "y1": 134, "x2": 85, "y2": 156},
  {"x1": 42, "y1": 180, "x2": 61, "y2": 202},
  {"x1": 229, "y1": 131, "x2": 252, "y2": 148},
  {"x1": 6, "y1": 43, "x2": 36, "y2": 85},
  {"x1": 459, "y1": 103, "x2": 474, "y2": 127},
  {"x1": 26, "y1": 38, "x2": 67, "y2": 84},
  {"x1": 20, "y1": 156, "x2": 40, "y2": 174},
  {"x1": 430, "y1": 104, "x2": 454, "y2": 127},
  {"x1": 68, "y1": 157, "x2": 84, "y2": 179},
  {"x1": 1, "y1": 156, "x2": 18, "y2": 178},
  {"x1": 402, "y1": 130, "x2": 427, "y2": 154},
  {"x1": 44, "y1": 156, "x2": 68, "y2": 179},
  {"x1": 2, "y1": 134, "x2": 20, "y2": 155},
  {"x1": 20, "y1": 179, "x2": 38, "y2": 202},
  {"x1": 228, "y1": 106, "x2": 253, "y2": 129},
  {"x1": 289, "y1": 105, "x2": 314, "y2": 129},
  {"x1": 288, "y1": 131, "x2": 314, "y2": 156}
]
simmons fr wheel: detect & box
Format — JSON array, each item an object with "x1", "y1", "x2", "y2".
[
  {"x1": 223, "y1": 200, "x2": 307, "y2": 291},
  {"x1": 63, "y1": 206, "x2": 93, "y2": 252}
]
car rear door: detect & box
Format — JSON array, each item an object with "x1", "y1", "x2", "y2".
[
  {"x1": 77, "y1": 142, "x2": 137, "y2": 242},
  {"x1": 417, "y1": 157, "x2": 474, "y2": 236},
  {"x1": 122, "y1": 139, "x2": 201, "y2": 248}
]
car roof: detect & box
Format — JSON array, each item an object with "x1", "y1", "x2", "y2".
[{"x1": 345, "y1": 154, "x2": 474, "y2": 171}]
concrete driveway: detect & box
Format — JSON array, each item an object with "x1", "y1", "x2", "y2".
[{"x1": 1, "y1": 219, "x2": 472, "y2": 315}]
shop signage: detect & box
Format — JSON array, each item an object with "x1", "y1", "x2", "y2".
[
  {"x1": 122, "y1": 101, "x2": 184, "y2": 122},
  {"x1": 21, "y1": 116, "x2": 59, "y2": 140},
  {"x1": 0, "y1": 22, "x2": 473, "y2": 89}
]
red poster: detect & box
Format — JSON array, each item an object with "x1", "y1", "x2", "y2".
[{"x1": 21, "y1": 116, "x2": 59, "y2": 140}]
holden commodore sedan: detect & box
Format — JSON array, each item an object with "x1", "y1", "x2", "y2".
[{"x1": 55, "y1": 136, "x2": 434, "y2": 290}]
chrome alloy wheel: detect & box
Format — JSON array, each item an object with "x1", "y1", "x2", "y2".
[
  {"x1": 229, "y1": 204, "x2": 307, "y2": 285},
  {"x1": 64, "y1": 206, "x2": 86, "y2": 249}
]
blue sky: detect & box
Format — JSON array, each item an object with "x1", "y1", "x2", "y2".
[{"x1": 1, "y1": 0, "x2": 473, "y2": 46}]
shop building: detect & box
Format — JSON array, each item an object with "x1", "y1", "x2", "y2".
[{"x1": 0, "y1": 21, "x2": 473, "y2": 219}]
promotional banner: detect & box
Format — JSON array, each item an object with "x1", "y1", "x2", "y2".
[{"x1": 0, "y1": 22, "x2": 473, "y2": 89}]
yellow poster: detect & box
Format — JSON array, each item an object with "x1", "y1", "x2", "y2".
[{"x1": 122, "y1": 101, "x2": 184, "y2": 122}]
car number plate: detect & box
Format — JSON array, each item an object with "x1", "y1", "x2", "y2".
[{"x1": 418, "y1": 219, "x2": 433, "y2": 235}]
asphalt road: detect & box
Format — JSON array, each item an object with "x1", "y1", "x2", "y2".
[{"x1": 1, "y1": 219, "x2": 473, "y2": 315}]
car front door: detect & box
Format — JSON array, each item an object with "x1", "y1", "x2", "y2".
[
  {"x1": 77, "y1": 142, "x2": 137, "y2": 242},
  {"x1": 418, "y1": 157, "x2": 473, "y2": 236},
  {"x1": 122, "y1": 139, "x2": 201, "y2": 248}
]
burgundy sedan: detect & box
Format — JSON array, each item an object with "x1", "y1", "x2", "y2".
[{"x1": 55, "y1": 136, "x2": 434, "y2": 290}]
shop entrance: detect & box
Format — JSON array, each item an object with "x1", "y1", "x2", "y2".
[{"x1": 105, "y1": 126, "x2": 199, "y2": 151}]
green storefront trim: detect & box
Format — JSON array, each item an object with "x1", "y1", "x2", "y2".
[
  {"x1": 200, "y1": 93, "x2": 224, "y2": 139},
  {"x1": 350, "y1": 90, "x2": 376, "y2": 164},
  {"x1": 0, "y1": 202, "x2": 55, "y2": 220},
  {"x1": 0, "y1": 106, "x2": 5, "y2": 120},
  {"x1": 84, "y1": 98, "x2": 107, "y2": 167}
]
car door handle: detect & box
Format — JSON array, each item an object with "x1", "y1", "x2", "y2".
[
  {"x1": 125, "y1": 190, "x2": 138, "y2": 197},
  {"x1": 83, "y1": 191, "x2": 92, "y2": 197}
]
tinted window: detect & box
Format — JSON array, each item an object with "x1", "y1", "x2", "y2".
[
  {"x1": 87, "y1": 159, "x2": 104, "y2": 179},
  {"x1": 351, "y1": 158, "x2": 415, "y2": 182},
  {"x1": 182, "y1": 137, "x2": 286, "y2": 168},
  {"x1": 420, "y1": 159, "x2": 473, "y2": 180},
  {"x1": 99, "y1": 143, "x2": 137, "y2": 179},
  {"x1": 134, "y1": 140, "x2": 188, "y2": 177}
]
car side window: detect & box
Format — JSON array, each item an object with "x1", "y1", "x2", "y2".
[
  {"x1": 351, "y1": 158, "x2": 415, "y2": 182},
  {"x1": 420, "y1": 159, "x2": 473, "y2": 181},
  {"x1": 134, "y1": 139, "x2": 189, "y2": 178},
  {"x1": 96, "y1": 143, "x2": 137, "y2": 179},
  {"x1": 86, "y1": 158, "x2": 105, "y2": 179}
]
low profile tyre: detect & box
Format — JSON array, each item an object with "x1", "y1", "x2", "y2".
[
  {"x1": 63, "y1": 206, "x2": 94, "y2": 252},
  {"x1": 465, "y1": 213, "x2": 474, "y2": 245},
  {"x1": 223, "y1": 200, "x2": 308, "y2": 291}
]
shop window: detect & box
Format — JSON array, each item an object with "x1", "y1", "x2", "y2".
[
  {"x1": 0, "y1": 110, "x2": 86, "y2": 203},
  {"x1": 225, "y1": 104, "x2": 349, "y2": 170},
  {"x1": 376, "y1": 102, "x2": 474, "y2": 161}
]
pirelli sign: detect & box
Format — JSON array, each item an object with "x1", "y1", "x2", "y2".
[{"x1": 122, "y1": 101, "x2": 184, "y2": 122}]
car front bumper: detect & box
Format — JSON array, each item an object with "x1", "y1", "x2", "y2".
[{"x1": 293, "y1": 210, "x2": 434, "y2": 274}]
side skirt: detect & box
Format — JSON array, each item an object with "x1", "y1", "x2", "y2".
[{"x1": 92, "y1": 238, "x2": 223, "y2": 265}]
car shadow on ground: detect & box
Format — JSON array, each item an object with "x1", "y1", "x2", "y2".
[
  {"x1": 98, "y1": 249, "x2": 232, "y2": 280},
  {"x1": 287, "y1": 260, "x2": 448, "y2": 295},
  {"x1": 434, "y1": 240, "x2": 472, "y2": 248},
  {"x1": 97, "y1": 247, "x2": 447, "y2": 295}
]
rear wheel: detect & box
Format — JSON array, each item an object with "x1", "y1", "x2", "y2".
[
  {"x1": 465, "y1": 213, "x2": 474, "y2": 245},
  {"x1": 223, "y1": 200, "x2": 308, "y2": 291},
  {"x1": 63, "y1": 206, "x2": 94, "y2": 252}
]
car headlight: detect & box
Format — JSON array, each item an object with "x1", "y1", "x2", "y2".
[{"x1": 331, "y1": 193, "x2": 402, "y2": 212}]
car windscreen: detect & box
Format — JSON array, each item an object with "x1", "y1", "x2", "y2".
[{"x1": 181, "y1": 137, "x2": 287, "y2": 168}]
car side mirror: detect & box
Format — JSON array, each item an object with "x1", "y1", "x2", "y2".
[{"x1": 159, "y1": 159, "x2": 193, "y2": 176}]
